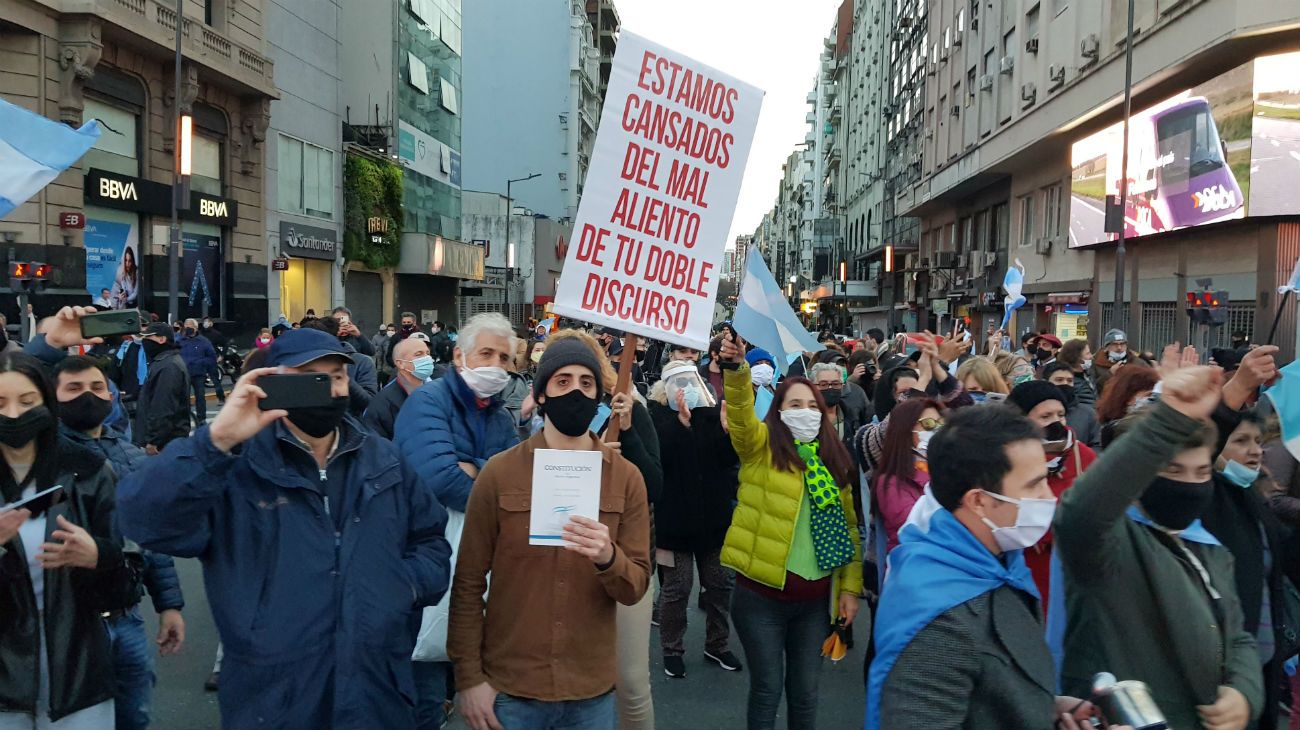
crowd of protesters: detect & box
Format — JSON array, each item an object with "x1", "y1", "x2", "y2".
[{"x1": 1, "y1": 296, "x2": 1297, "y2": 730}]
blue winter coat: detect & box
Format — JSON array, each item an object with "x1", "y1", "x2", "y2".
[
  {"x1": 393, "y1": 367, "x2": 519, "y2": 512},
  {"x1": 116, "y1": 418, "x2": 451, "y2": 730},
  {"x1": 177, "y1": 333, "x2": 217, "y2": 376},
  {"x1": 60, "y1": 424, "x2": 184, "y2": 613}
]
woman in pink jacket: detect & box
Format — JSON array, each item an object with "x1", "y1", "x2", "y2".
[{"x1": 872, "y1": 397, "x2": 944, "y2": 553}]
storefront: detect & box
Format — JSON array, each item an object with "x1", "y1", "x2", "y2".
[
  {"x1": 83, "y1": 168, "x2": 236, "y2": 319},
  {"x1": 277, "y1": 221, "x2": 337, "y2": 322}
]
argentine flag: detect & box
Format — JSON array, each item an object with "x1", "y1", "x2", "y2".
[
  {"x1": 0, "y1": 97, "x2": 101, "y2": 220},
  {"x1": 999, "y1": 258, "x2": 1027, "y2": 331},
  {"x1": 1266, "y1": 359, "x2": 1300, "y2": 461},
  {"x1": 733, "y1": 247, "x2": 821, "y2": 376}
]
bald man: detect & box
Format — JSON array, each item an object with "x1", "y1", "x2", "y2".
[{"x1": 362, "y1": 334, "x2": 438, "y2": 440}]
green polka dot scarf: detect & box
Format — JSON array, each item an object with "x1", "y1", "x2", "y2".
[{"x1": 796, "y1": 440, "x2": 856, "y2": 572}]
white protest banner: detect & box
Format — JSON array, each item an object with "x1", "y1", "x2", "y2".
[{"x1": 551, "y1": 31, "x2": 764, "y2": 350}]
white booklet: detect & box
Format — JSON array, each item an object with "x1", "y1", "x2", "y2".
[{"x1": 529, "y1": 449, "x2": 602, "y2": 547}]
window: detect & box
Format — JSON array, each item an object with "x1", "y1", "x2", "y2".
[
  {"x1": 84, "y1": 98, "x2": 138, "y2": 176},
  {"x1": 957, "y1": 7, "x2": 966, "y2": 32},
  {"x1": 439, "y1": 77, "x2": 458, "y2": 115},
  {"x1": 407, "y1": 53, "x2": 430, "y2": 94},
  {"x1": 277, "y1": 135, "x2": 335, "y2": 219},
  {"x1": 1043, "y1": 183, "x2": 1062, "y2": 238},
  {"x1": 1019, "y1": 194, "x2": 1036, "y2": 247}
]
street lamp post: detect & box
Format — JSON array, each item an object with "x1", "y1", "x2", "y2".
[
  {"x1": 1114, "y1": 0, "x2": 1136, "y2": 333},
  {"x1": 168, "y1": 0, "x2": 192, "y2": 325},
  {"x1": 505, "y1": 173, "x2": 541, "y2": 328}
]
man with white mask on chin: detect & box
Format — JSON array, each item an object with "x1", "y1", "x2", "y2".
[{"x1": 393, "y1": 312, "x2": 521, "y2": 730}]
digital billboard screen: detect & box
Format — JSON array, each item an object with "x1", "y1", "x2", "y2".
[{"x1": 1068, "y1": 50, "x2": 1300, "y2": 248}]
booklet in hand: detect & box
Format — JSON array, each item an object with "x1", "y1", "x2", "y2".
[
  {"x1": 1, "y1": 484, "x2": 64, "y2": 515},
  {"x1": 529, "y1": 449, "x2": 602, "y2": 547}
]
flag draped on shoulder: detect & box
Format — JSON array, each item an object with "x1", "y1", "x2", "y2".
[
  {"x1": 733, "y1": 247, "x2": 821, "y2": 376},
  {"x1": 1266, "y1": 359, "x2": 1300, "y2": 461},
  {"x1": 0, "y1": 97, "x2": 101, "y2": 220}
]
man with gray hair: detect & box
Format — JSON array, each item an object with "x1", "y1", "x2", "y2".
[{"x1": 393, "y1": 312, "x2": 521, "y2": 730}]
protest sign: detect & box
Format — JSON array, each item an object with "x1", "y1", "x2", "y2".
[{"x1": 551, "y1": 31, "x2": 764, "y2": 349}]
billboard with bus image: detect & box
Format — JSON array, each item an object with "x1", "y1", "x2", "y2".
[{"x1": 1069, "y1": 51, "x2": 1300, "y2": 248}]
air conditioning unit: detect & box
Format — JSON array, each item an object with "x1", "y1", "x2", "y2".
[
  {"x1": 983, "y1": 251, "x2": 998, "y2": 267},
  {"x1": 1048, "y1": 64, "x2": 1067, "y2": 90},
  {"x1": 1025, "y1": 37, "x2": 1039, "y2": 54},
  {"x1": 1021, "y1": 82, "x2": 1037, "y2": 106},
  {"x1": 971, "y1": 254, "x2": 986, "y2": 277},
  {"x1": 1035, "y1": 237, "x2": 1053, "y2": 255},
  {"x1": 955, "y1": 252, "x2": 970, "y2": 269},
  {"x1": 979, "y1": 74, "x2": 994, "y2": 91},
  {"x1": 1080, "y1": 34, "x2": 1101, "y2": 65},
  {"x1": 999, "y1": 56, "x2": 1015, "y2": 74},
  {"x1": 934, "y1": 251, "x2": 958, "y2": 269}
]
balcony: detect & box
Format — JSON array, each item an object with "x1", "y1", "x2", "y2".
[{"x1": 69, "y1": 0, "x2": 276, "y2": 97}]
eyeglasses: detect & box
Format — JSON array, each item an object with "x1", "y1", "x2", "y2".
[
  {"x1": 815, "y1": 382, "x2": 842, "y2": 391},
  {"x1": 915, "y1": 417, "x2": 944, "y2": 431}
]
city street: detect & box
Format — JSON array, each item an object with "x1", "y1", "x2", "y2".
[
  {"x1": 149, "y1": 557, "x2": 868, "y2": 730},
  {"x1": 1249, "y1": 115, "x2": 1300, "y2": 216}
]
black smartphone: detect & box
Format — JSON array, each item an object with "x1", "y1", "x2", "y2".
[
  {"x1": 79, "y1": 309, "x2": 142, "y2": 339},
  {"x1": 257, "y1": 373, "x2": 332, "y2": 411},
  {"x1": 1, "y1": 484, "x2": 64, "y2": 515}
]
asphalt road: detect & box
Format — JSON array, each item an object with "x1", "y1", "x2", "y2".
[{"x1": 1249, "y1": 115, "x2": 1300, "y2": 216}]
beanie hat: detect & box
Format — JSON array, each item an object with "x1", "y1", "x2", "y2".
[
  {"x1": 745, "y1": 348, "x2": 775, "y2": 367},
  {"x1": 1103, "y1": 329, "x2": 1127, "y2": 346},
  {"x1": 533, "y1": 338, "x2": 606, "y2": 401},
  {"x1": 1007, "y1": 379, "x2": 1068, "y2": 416}
]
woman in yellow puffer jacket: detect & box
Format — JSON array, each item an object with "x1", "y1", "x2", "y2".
[{"x1": 717, "y1": 334, "x2": 863, "y2": 730}]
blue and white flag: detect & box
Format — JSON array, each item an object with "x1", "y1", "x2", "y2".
[
  {"x1": 1265, "y1": 359, "x2": 1300, "y2": 461},
  {"x1": 0, "y1": 98, "x2": 101, "y2": 220},
  {"x1": 1280, "y1": 256, "x2": 1300, "y2": 295},
  {"x1": 733, "y1": 247, "x2": 821, "y2": 376},
  {"x1": 999, "y1": 258, "x2": 1027, "y2": 331}
]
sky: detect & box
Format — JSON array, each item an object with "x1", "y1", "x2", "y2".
[{"x1": 616, "y1": 0, "x2": 844, "y2": 250}]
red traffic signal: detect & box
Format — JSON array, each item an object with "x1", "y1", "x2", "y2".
[
  {"x1": 8, "y1": 261, "x2": 30, "y2": 279},
  {"x1": 31, "y1": 263, "x2": 51, "y2": 280},
  {"x1": 8, "y1": 261, "x2": 51, "y2": 293}
]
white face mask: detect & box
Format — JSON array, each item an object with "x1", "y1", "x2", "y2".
[
  {"x1": 978, "y1": 489, "x2": 1058, "y2": 552},
  {"x1": 1081, "y1": 358, "x2": 1092, "y2": 370},
  {"x1": 780, "y1": 408, "x2": 822, "y2": 442},
  {"x1": 751, "y1": 363, "x2": 775, "y2": 387},
  {"x1": 459, "y1": 354, "x2": 510, "y2": 398},
  {"x1": 914, "y1": 429, "x2": 935, "y2": 456},
  {"x1": 1107, "y1": 350, "x2": 1126, "y2": 363}
]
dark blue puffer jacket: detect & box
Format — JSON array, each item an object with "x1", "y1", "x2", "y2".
[
  {"x1": 393, "y1": 368, "x2": 519, "y2": 512},
  {"x1": 176, "y1": 333, "x2": 217, "y2": 376}
]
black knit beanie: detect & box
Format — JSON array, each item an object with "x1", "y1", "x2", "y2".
[
  {"x1": 1007, "y1": 379, "x2": 1068, "y2": 416},
  {"x1": 533, "y1": 338, "x2": 606, "y2": 401}
]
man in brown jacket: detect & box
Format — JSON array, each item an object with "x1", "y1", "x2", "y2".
[{"x1": 449, "y1": 337, "x2": 651, "y2": 730}]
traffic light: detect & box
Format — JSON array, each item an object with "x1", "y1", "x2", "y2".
[
  {"x1": 8, "y1": 261, "x2": 51, "y2": 293},
  {"x1": 1186, "y1": 289, "x2": 1229, "y2": 325}
]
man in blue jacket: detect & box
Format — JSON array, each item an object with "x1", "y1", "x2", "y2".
[
  {"x1": 177, "y1": 318, "x2": 220, "y2": 423},
  {"x1": 52, "y1": 354, "x2": 186, "y2": 730},
  {"x1": 393, "y1": 311, "x2": 520, "y2": 730},
  {"x1": 117, "y1": 328, "x2": 452, "y2": 730}
]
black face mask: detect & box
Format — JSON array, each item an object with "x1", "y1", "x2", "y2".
[
  {"x1": 1036, "y1": 347, "x2": 1054, "y2": 361},
  {"x1": 1054, "y1": 383, "x2": 1078, "y2": 409},
  {"x1": 1139, "y1": 476, "x2": 1214, "y2": 531},
  {"x1": 1042, "y1": 420, "x2": 1069, "y2": 442},
  {"x1": 0, "y1": 405, "x2": 55, "y2": 449},
  {"x1": 142, "y1": 339, "x2": 167, "y2": 359},
  {"x1": 286, "y1": 396, "x2": 349, "y2": 438},
  {"x1": 822, "y1": 388, "x2": 843, "y2": 407},
  {"x1": 401, "y1": 323, "x2": 417, "y2": 334},
  {"x1": 184, "y1": 327, "x2": 196, "y2": 337},
  {"x1": 59, "y1": 392, "x2": 114, "y2": 432},
  {"x1": 541, "y1": 389, "x2": 599, "y2": 437}
]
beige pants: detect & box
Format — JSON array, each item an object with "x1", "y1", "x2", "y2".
[{"x1": 615, "y1": 581, "x2": 656, "y2": 730}]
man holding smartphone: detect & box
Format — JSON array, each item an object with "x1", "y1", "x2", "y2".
[{"x1": 116, "y1": 328, "x2": 452, "y2": 730}]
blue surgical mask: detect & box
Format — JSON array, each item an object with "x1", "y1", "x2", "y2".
[
  {"x1": 1221, "y1": 459, "x2": 1260, "y2": 488},
  {"x1": 670, "y1": 385, "x2": 702, "y2": 412},
  {"x1": 411, "y1": 354, "x2": 435, "y2": 381},
  {"x1": 969, "y1": 391, "x2": 988, "y2": 404}
]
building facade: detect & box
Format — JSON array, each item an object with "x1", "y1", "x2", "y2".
[
  {"x1": 903, "y1": 0, "x2": 1300, "y2": 356},
  {"x1": 1, "y1": 0, "x2": 276, "y2": 333},
  {"x1": 585, "y1": 0, "x2": 620, "y2": 102},
  {"x1": 340, "y1": 0, "x2": 477, "y2": 328},
  {"x1": 264, "y1": 0, "x2": 343, "y2": 326},
  {"x1": 462, "y1": 0, "x2": 601, "y2": 222}
]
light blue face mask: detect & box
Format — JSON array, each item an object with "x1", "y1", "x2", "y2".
[
  {"x1": 411, "y1": 354, "x2": 435, "y2": 381},
  {"x1": 969, "y1": 391, "x2": 988, "y2": 404},
  {"x1": 670, "y1": 385, "x2": 702, "y2": 412},
  {"x1": 1221, "y1": 459, "x2": 1260, "y2": 488}
]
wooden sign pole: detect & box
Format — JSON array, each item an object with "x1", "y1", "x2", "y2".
[{"x1": 604, "y1": 333, "x2": 638, "y2": 442}]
